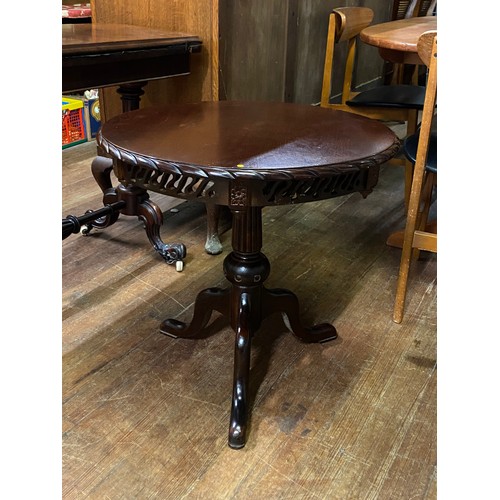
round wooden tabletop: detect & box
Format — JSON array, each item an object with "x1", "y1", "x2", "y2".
[
  {"x1": 360, "y1": 16, "x2": 437, "y2": 54},
  {"x1": 99, "y1": 101, "x2": 398, "y2": 176}
]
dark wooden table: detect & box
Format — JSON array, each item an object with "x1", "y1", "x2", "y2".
[
  {"x1": 62, "y1": 24, "x2": 203, "y2": 265},
  {"x1": 96, "y1": 101, "x2": 400, "y2": 448},
  {"x1": 62, "y1": 23, "x2": 202, "y2": 112}
]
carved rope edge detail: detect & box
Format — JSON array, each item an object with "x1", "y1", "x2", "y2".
[{"x1": 97, "y1": 134, "x2": 401, "y2": 182}]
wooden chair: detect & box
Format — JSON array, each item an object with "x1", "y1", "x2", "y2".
[
  {"x1": 320, "y1": 7, "x2": 425, "y2": 205},
  {"x1": 393, "y1": 0, "x2": 437, "y2": 19},
  {"x1": 393, "y1": 31, "x2": 437, "y2": 323}
]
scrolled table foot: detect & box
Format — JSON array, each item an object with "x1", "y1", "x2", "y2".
[
  {"x1": 137, "y1": 199, "x2": 186, "y2": 269},
  {"x1": 160, "y1": 287, "x2": 230, "y2": 338},
  {"x1": 263, "y1": 288, "x2": 337, "y2": 343},
  {"x1": 157, "y1": 243, "x2": 187, "y2": 268}
]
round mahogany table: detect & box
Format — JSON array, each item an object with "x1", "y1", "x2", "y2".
[{"x1": 96, "y1": 101, "x2": 400, "y2": 448}]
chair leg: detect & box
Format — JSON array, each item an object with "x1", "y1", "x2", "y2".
[
  {"x1": 404, "y1": 160, "x2": 414, "y2": 210},
  {"x1": 393, "y1": 165, "x2": 428, "y2": 324},
  {"x1": 411, "y1": 171, "x2": 435, "y2": 261},
  {"x1": 403, "y1": 109, "x2": 420, "y2": 208},
  {"x1": 418, "y1": 173, "x2": 436, "y2": 232}
]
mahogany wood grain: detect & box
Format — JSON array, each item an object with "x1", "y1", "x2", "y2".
[
  {"x1": 99, "y1": 101, "x2": 398, "y2": 174},
  {"x1": 62, "y1": 23, "x2": 201, "y2": 55}
]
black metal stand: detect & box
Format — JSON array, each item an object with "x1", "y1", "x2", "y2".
[{"x1": 62, "y1": 201, "x2": 126, "y2": 240}]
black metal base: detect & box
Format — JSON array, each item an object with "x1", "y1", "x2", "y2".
[{"x1": 62, "y1": 201, "x2": 126, "y2": 240}]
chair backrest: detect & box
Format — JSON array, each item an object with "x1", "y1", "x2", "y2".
[
  {"x1": 332, "y1": 7, "x2": 373, "y2": 43},
  {"x1": 392, "y1": 0, "x2": 437, "y2": 19},
  {"x1": 417, "y1": 30, "x2": 437, "y2": 68},
  {"x1": 321, "y1": 7, "x2": 373, "y2": 106}
]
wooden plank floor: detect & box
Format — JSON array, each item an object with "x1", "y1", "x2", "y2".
[{"x1": 63, "y1": 139, "x2": 437, "y2": 499}]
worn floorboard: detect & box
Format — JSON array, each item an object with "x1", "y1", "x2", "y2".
[{"x1": 62, "y1": 138, "x2": 437, "y2": 499}]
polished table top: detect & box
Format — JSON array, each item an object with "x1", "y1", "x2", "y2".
[
  {"x1": 360, "y1": 16, "x2": 437, "y2": 64},
  {"x1": 62, "y1": 23, "x2": 201, "y2": 55},
  {"x1": 98, "y1": 101, "x2": 399, "y2": 192}
]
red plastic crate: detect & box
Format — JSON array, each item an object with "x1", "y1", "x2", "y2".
[{"x1": 62, "y1": 98, "x2": 87, "y2": 149}]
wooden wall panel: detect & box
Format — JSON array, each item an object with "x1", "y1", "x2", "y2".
[
  {"x1": 219, "y1": 0, "x2": 394, "y2": 105},
  {"x1": 90, "y1": 0, "x2": 395, "y2": 115},
  {"x1": 218, "y1": 0, "x2": 290, "y2": 101},
  {"x1": 90, "y1": 0, "x2": 219, "y2": 121},
  {"x1": 352, "y1": 0, "x2": 394, "y2": 93},
  {"x1": 292, "y1": 0, "x2": 339, "y2": 104}
]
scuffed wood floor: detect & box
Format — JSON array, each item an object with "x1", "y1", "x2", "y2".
[{"x1": 63, "y1": 140, "x2": 436, "y2": 499}]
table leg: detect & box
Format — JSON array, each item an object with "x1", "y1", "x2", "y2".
[
  {"x1": 74, "y1": 156, "x2": 186, "y2": 267},
  {"x1": 106, "y1": 83, "x2": 228, "y2": 259},
  {"x1": 160, "y1": 206, "x2": 337, "y2": 448},
  {"x1": 83, "y1": 156, "x2": 122, "y2": 230},
  {"x1": 116, "y1": 82, "x2": 148, "y2": 112},
  {"x1": 134, "y1": 194, "x2": 187, "y2": 266},
  {"x1": 204, "y1": 204, "x2": 232, "y2": 255}
]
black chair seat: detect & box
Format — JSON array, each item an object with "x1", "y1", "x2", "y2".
[
  {"x1": 346, "y1": 85, "x2": 426, "y2": 109},
  {"x1": 403, "y1": 117, "x2": 437, "y2": 173}
]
